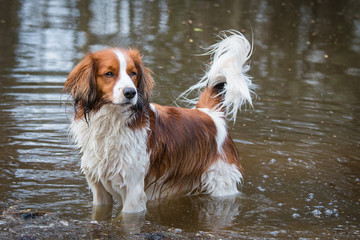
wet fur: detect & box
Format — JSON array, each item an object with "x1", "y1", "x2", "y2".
[{"x1": 64, "y1": 31, "x2": 253, "y2": 213}]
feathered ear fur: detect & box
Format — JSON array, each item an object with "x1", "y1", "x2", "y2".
[
  {"x1": 63, "y1": 54, "x2": 97, "y2": 121},
  {"x1": 138, "y1": 65, "x2": 154, "y2": 104},
  {"x1": 128, "y1": 49, "x2": 154, "y2": 110}
]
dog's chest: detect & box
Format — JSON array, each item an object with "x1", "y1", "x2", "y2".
[{"x1": 71, "y1": 107, "x2": 149, "y2": 184}]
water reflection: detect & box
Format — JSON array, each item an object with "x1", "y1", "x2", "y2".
[
  {"x1": 16, "y1": 0, "x2": 81, "y2": 72},
  {"x1": 147, "y1": 196, "x2": 243, "y2": 231},
  {"x1": 0, "y1": 0, "x2": 359, "y2": 237},
  {"x1": 96, "y1": 195, "x2": 244, "y2": 234}
]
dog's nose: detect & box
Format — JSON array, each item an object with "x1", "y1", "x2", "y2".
[{"x1": 123, "y1": 88, "x2": 137, "y2": 99}]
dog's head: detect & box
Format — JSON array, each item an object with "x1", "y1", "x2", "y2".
[{"x1": 64, "y1": 48, "x2": 154, "y2": 120}]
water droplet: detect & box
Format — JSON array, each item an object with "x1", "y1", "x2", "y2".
[
  {"x1": 306, "y1": 193, "x2": 314, "y2": 202},
  {"x1": 312, "y1": 209, "x2": 322, "y2": 217},
  {"x1": 325, "y1": 209, "x2": 333, "y2": 216},
  {"x1": 269, "y1": 159, "x2": 277, "y2": 164}
]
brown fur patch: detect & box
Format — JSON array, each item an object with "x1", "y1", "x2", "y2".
[
  {"x1": 196, "y1": 85, "x2": 225, "y2": 111},
  {"x1": 145, "y1": 104, "x2": 220, "y2": 197}
]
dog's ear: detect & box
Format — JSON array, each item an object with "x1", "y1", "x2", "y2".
[
  {"x1": 128, "y1": 49, "x2": 154, "y2": 105},
  {"x1": 64, "y1": 54, "x2": 97, "y2": 120},
  {"x1": 138, "y1": 65, "x2": 154, "y2": 104}
]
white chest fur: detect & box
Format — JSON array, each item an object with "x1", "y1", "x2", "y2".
[{"x1": 70, "y1": 105, "x2": 149, "y2": 213}]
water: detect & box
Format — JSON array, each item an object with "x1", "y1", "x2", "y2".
[{"x1": 0, "y1": 0, "x2": 359, "y2": 238}]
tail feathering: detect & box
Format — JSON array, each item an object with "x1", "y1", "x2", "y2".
[{"x1": 184, "y1": 30, "x2": 254, "y2": 122}]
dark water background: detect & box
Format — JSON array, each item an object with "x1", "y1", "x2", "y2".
[{"x1": 0, "y1": 0, "x2": 359, "y2": 238}]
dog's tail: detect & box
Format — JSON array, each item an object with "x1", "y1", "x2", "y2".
[{"x1": 184, "y1": 30, "x2": 254, "y2": 122}]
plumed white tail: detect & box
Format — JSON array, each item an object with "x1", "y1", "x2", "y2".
[{"x1": 184, "y1": 30, "x2": 254, "y2": 122}]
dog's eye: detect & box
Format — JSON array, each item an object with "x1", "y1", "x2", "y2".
[
  {"x1": 105, "y1": 72, "x2": 114, "y2": 78},
  {"x1": 129, "y1": 71, "x2": 137, "y2": 77}
]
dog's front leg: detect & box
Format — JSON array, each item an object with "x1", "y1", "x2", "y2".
[
  {"x1": 119, "y1": 149, "x2": 149, "y2": 213},
  {"x1": 86, "y1": 175, "x2": 114, "y2": 206},
  {"x1": 121, "y1": 181, "x2": 147, "y2": 213}
]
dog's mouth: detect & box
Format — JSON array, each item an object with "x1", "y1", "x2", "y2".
[
  {"x1": 121, "y1": 100, "x2": 135, "y2": 106},
  {"x1": 106, "y1": 98, "x2": 137, "y2": 107},
  {"x1": 108, "y1": 102, "x2": 134, "y2": 109},
  {"x1": 118, "y1": 100, "x2": 137, "y2": 109}
]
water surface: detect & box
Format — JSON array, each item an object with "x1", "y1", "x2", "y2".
[{"x1": 0, "y1": 0, "x2": 359, "y2": 238}]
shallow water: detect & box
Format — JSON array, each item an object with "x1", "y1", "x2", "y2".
[{"x1": 0, "y1": 0, "x2": 359, "y2": 238}]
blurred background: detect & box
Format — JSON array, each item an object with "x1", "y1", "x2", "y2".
[{"x1": 0, "y1": 0, "x2": 359, "y2": 238}]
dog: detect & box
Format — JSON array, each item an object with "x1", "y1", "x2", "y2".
[{"x1": 64, "y1": 31, "x2": 254, "y2": 214}]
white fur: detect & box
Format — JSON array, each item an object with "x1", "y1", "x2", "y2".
[
  {"x1": 71, "y1": 104, "x2": 149, "y2": 213},
  {"x1": 182, "y1": 30, "x2": 254, "y2": 122},
  {"x1": 201, "y1": 159, "x2": 243, "y2": 197},
  {"x1": 149, "y1": 103, "x2": 157, "y2": 116},
  {"x1": 198, "y1": 108, "x2": 227, "y2": 154},
  {"x1": 112, "y1": 49, "x2": 137, "y2": 105},
  {"x1": 198, "y1": 108, "x2": 242, "y2": 196}
]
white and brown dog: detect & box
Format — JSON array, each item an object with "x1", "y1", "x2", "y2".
[{"x1": 64, "y1": 31, "x2": 254, "y2": 214}]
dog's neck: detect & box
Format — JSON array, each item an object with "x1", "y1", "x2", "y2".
[{"x1": 81, "y1": 103, "x2": 148, "y2": 129}]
